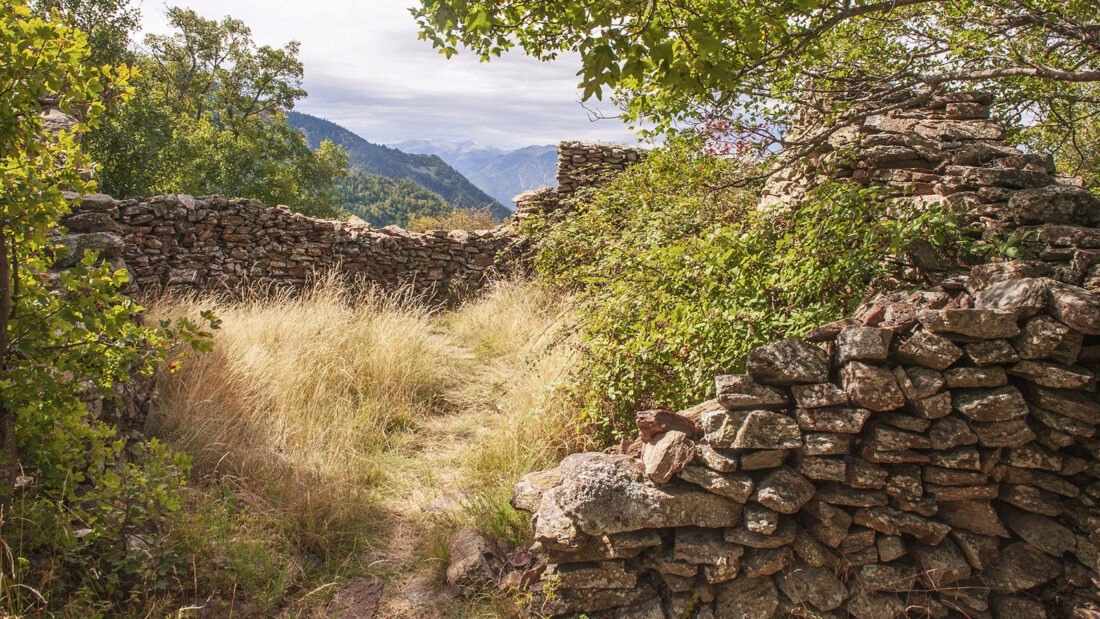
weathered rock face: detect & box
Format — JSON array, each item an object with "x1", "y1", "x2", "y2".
[{"x1": 510, "y1": 96, "x2": 1100, "y2": 617}]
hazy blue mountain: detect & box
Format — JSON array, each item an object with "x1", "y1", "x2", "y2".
[
  {"x1": 287, "y1": 112, "x2": 510, "y2": 219},
  {"x1": 394, "y1": 140, "x2": 558, "y2": 207}
]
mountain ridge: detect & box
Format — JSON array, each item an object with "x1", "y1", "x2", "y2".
[
  {"x1": 287, "y1": 112, "x2": 511, "y2": 219},
  {"x1": 394, "y1": 140, "x2": 558, "y2": 207}
]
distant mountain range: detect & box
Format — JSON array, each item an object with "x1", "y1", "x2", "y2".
[
  {"x1": 287, "y1": 112, "x2": 510, "y2": 219},
  {"x1": 395, "y1": 140, "x2": 558, "y2": 207}
]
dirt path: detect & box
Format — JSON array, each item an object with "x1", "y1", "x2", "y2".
[{"x1": 335, "y1": 340, "x2": 496, "y2": 618}]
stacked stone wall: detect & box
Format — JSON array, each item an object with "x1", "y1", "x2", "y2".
[
  {"x1": 61, "y1": 142, "x2": 647, "y2": 299},
  {"x1": 513, "y1": 141, "x2": 648, "y2": 221},
  {"x1": 514, "y1": 277, "x2": 1100, "y2": 618},
  {"x1": 61, "y1": 193, "x2": 518, "y2": 300},
  {"x1": 761, "y1": 92, "x2": 1100, "y2": 289},
  {"x1": 555, "y1": 141, "x2": 647, "y2": 196},
  {"x1": 510, "y1": 97, "x2": 1100, "y2": 617}
]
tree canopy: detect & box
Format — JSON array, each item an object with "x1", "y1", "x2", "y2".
[
  {"x1": 82, "y1": 6, "x2": 346, "y2": 215},
  {"x1": 415, "y1": 0, "x2": 1100, "y2": 159}
]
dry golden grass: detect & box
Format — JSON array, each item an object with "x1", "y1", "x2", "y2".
[
  {"x1": 444, "y1": 279, "x2": 588, "y2": 488},
  {"x1": 145, "y1": 275, "x2": 582, "y2": 613},
  {"x1": 147, "y1": 279, "x2": 461, "y2": 555}
]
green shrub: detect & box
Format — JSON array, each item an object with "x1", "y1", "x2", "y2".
[{"x1": 527, "y1": 137, "x2": 966, "y2": 441}]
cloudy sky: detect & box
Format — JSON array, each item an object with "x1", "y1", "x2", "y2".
[{"x1": 139, "y1": 0, "x2": 639, "y2": 150}]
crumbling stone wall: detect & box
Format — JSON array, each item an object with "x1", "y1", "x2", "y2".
[
  {"x1": 556, "y1": 141, "x2": 647, "y2": 197},
  {"x1": 514, "y1": 277, "x2": 1100, "y2": 618},
  {"x1": 62, "y1": 193, "x2": 518, "y2": 300},
  {"x1": 513, "y1": 141, "x2": 648, "y2": 221},
  {"x1": 511, "y1": 97, "x2": 1100, "y2": 617},
  {"x1": 761, "y1": 92, "x2": 1100, "y2": 288}
]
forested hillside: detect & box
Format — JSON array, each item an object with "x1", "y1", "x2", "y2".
[
  {"x1": 336, "y1": 170, "x2": 450, "y2": 227},
  {"x1": 288, "y1": 111, "x2": 511, "y2": 219},
  {"x1": 396, "y1": 140, "x2": 557, "y2": 206}
]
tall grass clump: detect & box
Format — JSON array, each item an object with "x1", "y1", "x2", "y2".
[
  {"x1": 148, "y1": 278, "x2": 459, "y2": 556},
  {"x1": 448, "y1": 278, "x2": 585, "y2": 482}
]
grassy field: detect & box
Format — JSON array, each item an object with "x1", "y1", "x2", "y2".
[{"x1": 145, "y1": 277, "x2": 580, "y2": 617}]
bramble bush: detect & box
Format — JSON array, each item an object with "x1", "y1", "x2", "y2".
[{"x1": 525, "y1": 137, "x2": 968, "y2": 441}]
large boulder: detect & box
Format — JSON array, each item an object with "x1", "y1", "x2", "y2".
[{"x1": 547, "y1": 453, "x2": 744, "y2": 536}]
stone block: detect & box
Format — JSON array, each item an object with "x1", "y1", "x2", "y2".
[{"x1": 746, "y1": 338, "x2": 830, "y2": 385}]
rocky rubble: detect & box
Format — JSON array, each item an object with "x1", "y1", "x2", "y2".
[{"x1": 512, "y1": 275, "x2": 1100, "y2": 617}]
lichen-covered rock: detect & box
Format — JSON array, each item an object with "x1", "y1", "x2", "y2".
[
  {"x1": 677, "y1": 466, "x2": 754, "y2": 502},
  {"x1": 791, "y1": 383, "x2": 849, "y2": 408},
  {"x1": 511, "y1": 468, "x2": 561, "y2": 512},
  {"x1": 703, "y1": 410, "x2": 802, "y2": 450},
  {"x1": 795, "y1": 406, "x2": 871, "y2": 434},
  {"x1": 714, "y1": 576, "x2": 779, "y2": 618},
  {"x1": 917, "y1": 308, "x2": 1020, "y2": 338},
  {"x1": 896, "y1": 331, "x2": 964, "y2": 370},
  {"x1": 641, "y1": 430, "x2": 696, "y2": 483},
  {"x1": 634, "y1": 409, "x2": 699, "y2": 442},
  {"x1": 974, "y1": 277, "x2": 1050, "y2": 318},
  {"x1": 753, "y1": 467, "x2": 816, "y2": 514},
  {"x1": 551, "y1": 453, "x2": 743, "y2": 535},
  {"x1": 840, "y1": 361, "x2": 906, "y2": 411},
  {"x1": 1007, "y1": 184, "x2": 1100, "y2": 225},
  {"x1": 777, "y1": 563, "x2": 848, "y2": 611},
  {"x1": 911, "y1": 538, "x2": 972, "y2": 588},
  {"x1": 1048, "y1": 280, "x2": 1100, "y2": 334},
  {"x1": 982, "y1": 542, "x2": 1062, "y2": 591},
  {"x1": 746, "y1": 338, "x2": 830, "y2": 385},
  {"x1": 835, "y1": 326, "x2": 892, "y2": 364},
  {"x1": 714, "y1": 374, "x2": 790, "y2": 410}
]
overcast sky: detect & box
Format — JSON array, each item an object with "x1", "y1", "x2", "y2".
[{"x1": 138, "y1": 0, "x2": 639, "y2": 150}]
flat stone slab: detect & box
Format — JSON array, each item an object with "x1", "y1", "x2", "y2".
[
  {"x1": 752, "y1": 466, "x2": 816, "y2": 514},
  {"x1": 836, "y1": 326, "x2": 892, "y2": 364},
  {"x1": 714, "y1": 374, "x2": 789, "y2": 411},
  {"x1": 953, "y1": 386, "x2": 1028, "y2": 421},
  {"x1": 896, "y1": 331, "x2": 964, "y2": 370},
  {"x1": 917, "y1": 308, "x2": 1020, "y2": 338},
  {"x1": 704, "y1": 410, "x2": 802, "y2": 450},
  {"x1": 795, "y1": 406, "x2": 871, "y2": 434},
  {"x1": 840, "y1": 361, "x2": 906, "y2": 411}
]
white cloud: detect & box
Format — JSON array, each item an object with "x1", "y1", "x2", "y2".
[{"x1": 137, "y1": 0, "x2": 638, "y2": 149}]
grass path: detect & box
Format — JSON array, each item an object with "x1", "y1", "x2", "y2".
[{"x1": 151, "y1": 281, "x2": 575, "y2": 618}]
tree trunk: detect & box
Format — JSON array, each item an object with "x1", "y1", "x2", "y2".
[{"x1": 0, "y1": 229, "x2": 18, "y2": 500}]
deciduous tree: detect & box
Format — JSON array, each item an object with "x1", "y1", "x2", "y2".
[
  {"x1": 87, "y1": 6, "x2": 347, "y2": 215},
  {"x1": 415, "y1": 0, "x2": 1100, "y2": 157}
]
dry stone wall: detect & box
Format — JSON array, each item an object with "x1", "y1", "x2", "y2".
[
  {"x1": 513, "y1": 141, "x2": 648, "y2": 221},
  {"x1": 60, "y1": 193, "x2": 518, "y2": 300},
  {"x1": 555, "y1": 141, "x2": 647, "y2": 197},
  {"x1": 511, "y1": 96, "x2": 1100, "y2": 617},
  {"x1": 514, "y1": 277, "x2": 1100, "y2": 618},
  {"x1": 61, "y1": 142, "x2": 646, "y2": 299},
  {"x1": 761, "y1": 91, "x2": 1100, "y2": 289}
]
